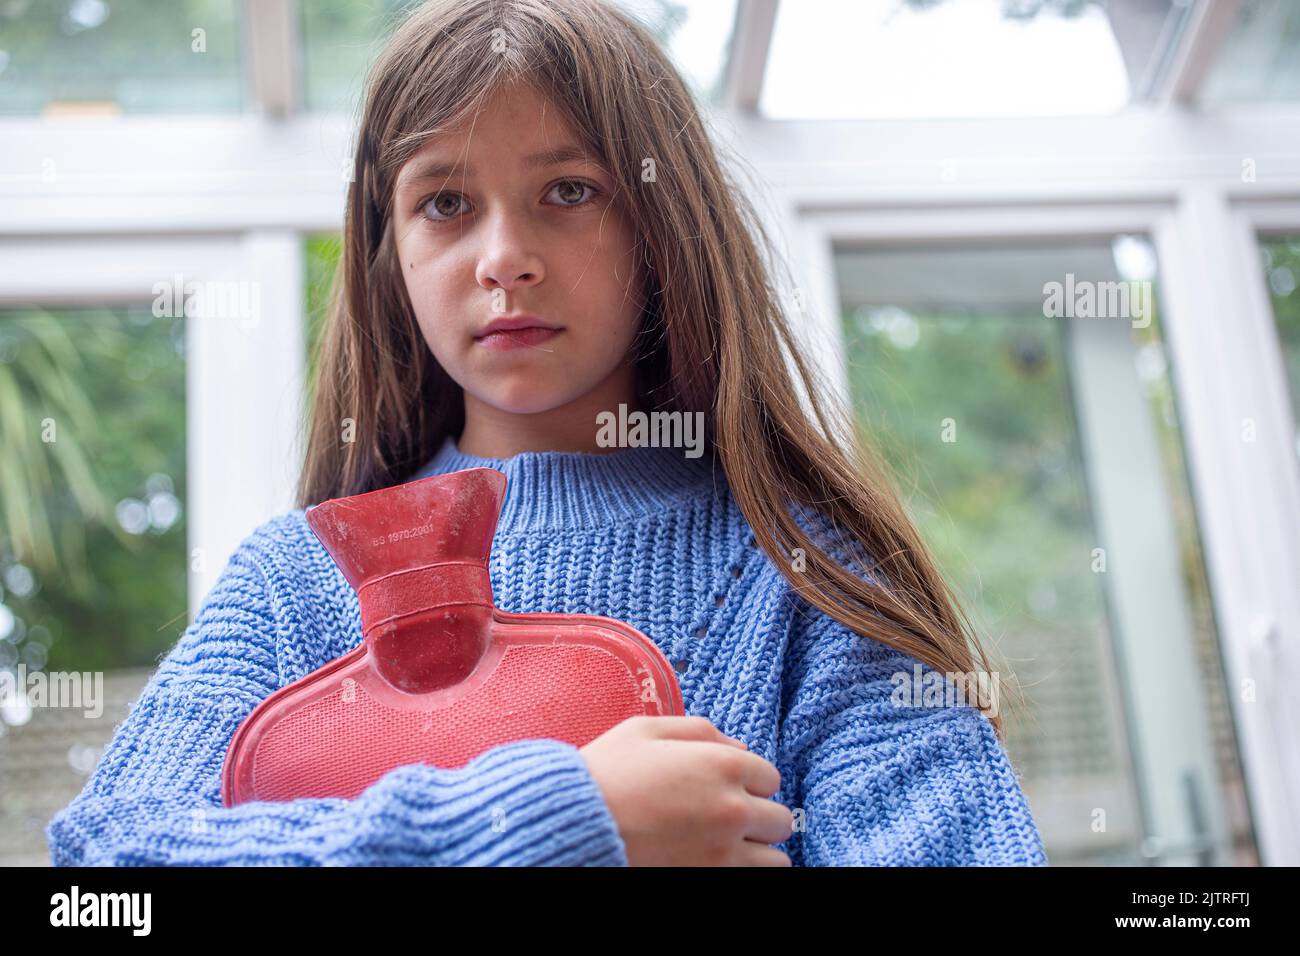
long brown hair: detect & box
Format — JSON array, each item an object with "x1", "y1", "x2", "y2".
[{"x1": 297, "y1": 0, "x2": 1021, "y2": 737}]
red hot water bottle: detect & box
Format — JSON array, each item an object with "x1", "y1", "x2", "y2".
[{"x1": 221, "y1": 467, "x2": 683, "y2": 805}]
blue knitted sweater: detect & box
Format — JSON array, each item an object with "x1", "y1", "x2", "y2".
[{"x1": 46, "y1": 435, "x2": 1048, "y2": 866}]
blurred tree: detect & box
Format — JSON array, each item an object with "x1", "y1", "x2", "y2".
[
  {"x1": 0, "y1": 0, "x2": 242, "y2": 114},
  {"x1": 0, "y1": 312, "x2": 118, "y2": 590},
  {"x1": 0, "y1": 307, "x2": 186, "y2": 673},
  {"x1": 843, "y1": 308, "x2": 1102, "y2": 638},
  {"x1": 1260, "y1": 239, "x2": 1300, "y2": 429},
  {"x1": 305, "y1": 233, "x2": 344, "y2": 404}
]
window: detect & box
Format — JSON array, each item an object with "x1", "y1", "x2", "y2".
[
  {"x1": 1199, "y1": 0, "x2": 1300, "y2": 107},
  {"x1": 0, "y1": 304, "x2": 185, "y2": 865},
  {"x1": 0, "y1": 0, "x2": 243, "y2": 115},
  {"x1": 761, "y1": 0, "x2": 1183, "y2": 119},
  {"x1": 300, "y1": 0, "x2": 737, "y2": 112},
  {"x1": 1257, "y1": 236, "x2": 1300, "y2": 461},
  {"x1": 834, "y1": 238, "x2": 1255, "y2": 864}
]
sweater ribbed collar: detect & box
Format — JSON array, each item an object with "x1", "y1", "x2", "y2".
[{"x1": 409, "y1": 434, "x2": 728, "y2": 531}]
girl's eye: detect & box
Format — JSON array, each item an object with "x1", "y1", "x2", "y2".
[
  {"x1": 421, "y1": 192, "x2": 469, "y2": 222},
  {"x1": 418, "y1": 179, "x2": 603, "y2": 224},
  {"x1": 545, "y1": 179, "x2": 602, "y2": 207}
]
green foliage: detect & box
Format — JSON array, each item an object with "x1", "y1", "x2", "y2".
[
  {"x1": 0, "y1": 0, "x2": 242, "y2": 113},
  {"x1": 299, "y1": 0, "x2": 426, "y2": 112},
  {"x1": 1261, "y1": 239, "x2": 1300, "y2": 428},
  {"x1": 0, "y1": 307, "x2": 186, "y2": 673},
  {"x1": 304, "y1": 233, "x2": 344, "y2": 405},
  {"x1": 843, "y1": 308, "x2": 1107, "y2": 640}
]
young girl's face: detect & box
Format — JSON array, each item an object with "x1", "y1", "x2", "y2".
[{"x1": 391, "y1": 81, "x2": 646, "y2": 421}]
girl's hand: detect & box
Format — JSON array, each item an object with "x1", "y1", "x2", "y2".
[{"x1": 579, "y1": 715, "x2": 794, "y2": 866}]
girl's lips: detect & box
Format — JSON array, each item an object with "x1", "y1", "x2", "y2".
[{"x1": 474, "y1": 327, "x2": 563, "y2": 350}]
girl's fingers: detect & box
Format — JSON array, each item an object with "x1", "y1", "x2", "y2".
[
  {"x1": 745, "y1": 796, "x2": 796, "y2": 844},
  {"x1": 734, "y1": 749, "x2": 782, "y2": 797}
]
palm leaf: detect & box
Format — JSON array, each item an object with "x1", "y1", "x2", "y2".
[{"x1": 0, "y1": 309, "x2": 131, "y2": 589}]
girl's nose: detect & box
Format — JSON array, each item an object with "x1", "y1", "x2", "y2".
[{"x1": 475, "y1": 213, "x2": 545, "y2": 291}]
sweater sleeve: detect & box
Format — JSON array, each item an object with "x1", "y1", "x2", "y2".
[
  {"x1": 775, "y1": 604, "x2": 1048, "y2": 867},
  {"x1": 45, "y1": 525, "x2": 629, "y2": 867}
]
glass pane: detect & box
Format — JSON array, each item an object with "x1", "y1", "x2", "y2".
[
  {"x1": 0, "y1": 0, "x2": 243, "y2": 115},
  {"x1": 762, "y1": 0, "x2": 1183, "y2": 119},
  {"x1": 1199, "y1": 0, "x2": 1300, "y2": 107},
  {"x1": 834, "y1": 239, "x2": 1256, "y2": 865},
  {"x1": 0, "y1": 305, "x2": 187, "y2": 865},
  {"x1": 609, "y1": 0, "x2": 738, "y2": 103},
  {"x1": 300, "y1": 0, "x2": 736, "y2": 112},
  {"x1": 1257, "y1": 236, "x2": 1300, "y2": 459},
  {"x1": 300, "y1": 0, "x2": 420, "y2": 115}
]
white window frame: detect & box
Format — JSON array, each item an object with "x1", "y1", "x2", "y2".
[
  {"x1": 733, "y1": 125, "x2": 1300, "y2": 858},
  {"x1": 0, "y1": 234, "x2": 305, "y2": 613}
]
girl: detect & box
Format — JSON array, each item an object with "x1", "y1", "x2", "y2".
[{"x1": 48, "y1": 0, "x2": 1047, "y2": 866}]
